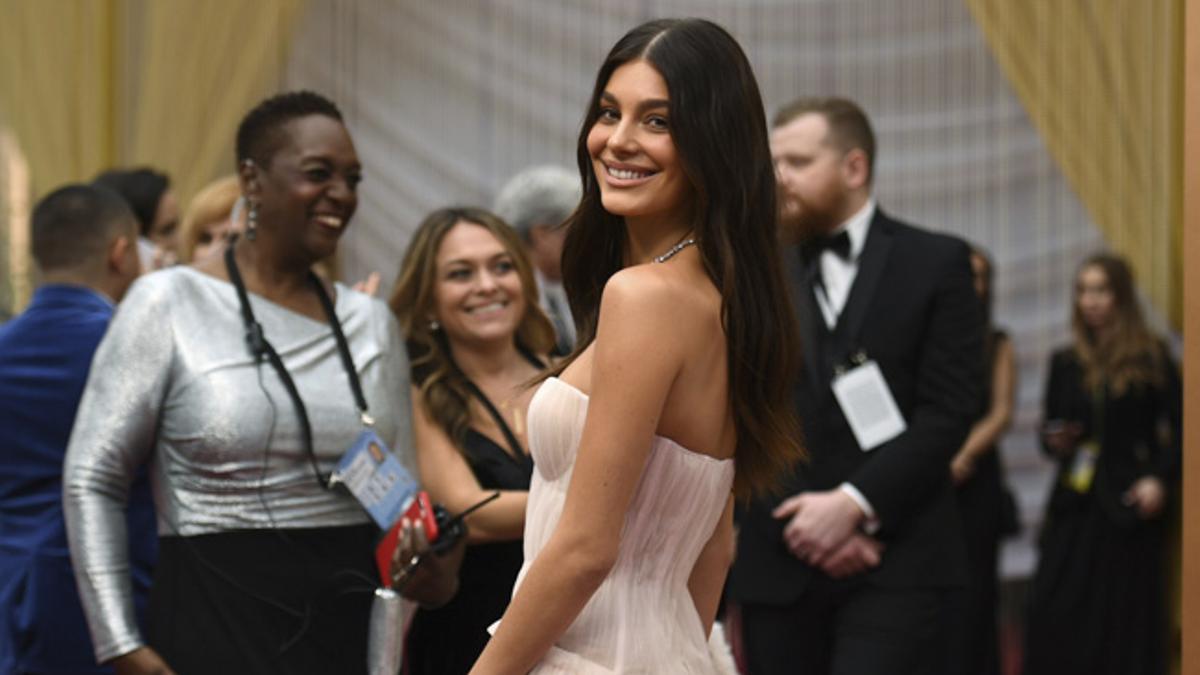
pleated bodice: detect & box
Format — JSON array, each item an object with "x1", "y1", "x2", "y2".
[{"x1": 513, "y1": 377, "x2": 735, "y2": 673}]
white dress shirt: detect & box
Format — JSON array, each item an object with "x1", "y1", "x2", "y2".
[
  {"x1": 810, "y1": 199, "x2": 882, "y2": 528},
  {"x1": 814, "y1": 198, "x2": 875, "y2": 329}
]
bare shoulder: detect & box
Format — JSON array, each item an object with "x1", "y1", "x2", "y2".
[
  {"x1": 599, "y1": 264, "x2": 716, "y2": 326},
  {"x1": 599, "y1": 265, "x2": 676, "y2": 317}
]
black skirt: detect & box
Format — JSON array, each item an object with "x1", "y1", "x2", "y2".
[
  {"x1": 149, "y1": 524, "x2": 379, "y2": 675},
  {"x1": 1024, "y1": 495, "x2": 1169, "y2": 675}
]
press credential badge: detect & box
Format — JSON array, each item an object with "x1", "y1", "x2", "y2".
[
  {"x1": 332, "y1": 429, "x2": 418, "y2": 529},
  {"x1": 831, "y1": 359, "x2": 907, "y2": 452}
]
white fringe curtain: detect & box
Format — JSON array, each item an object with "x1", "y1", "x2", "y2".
[{"x1": 284, "y1": 0, "x2": 1120, "y2": 578}]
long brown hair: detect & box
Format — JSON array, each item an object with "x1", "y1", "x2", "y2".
[
  {"x1": 389, "y1": 207, "x2": 556, "y2": 449},
  {"x1": 550, "y1": 18, "x2": 804, "y2": 498},
  {"x1": 1071, "y1": 253, "x2": 1164, "y2": 395}
]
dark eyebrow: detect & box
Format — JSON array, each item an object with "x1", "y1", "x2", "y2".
[
  {"x1": 599, "y1": 92, "x2": 670, "y2": 114},
  {"x1": 299, "y1": 154, "x2": 363, "y2": 173}
]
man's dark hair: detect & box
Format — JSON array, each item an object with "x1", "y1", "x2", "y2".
[
  {"x1": 31, "y1": 184, "x2": 135, "y2": 272},
  {"x1": 92, "y1": 167, "x2": 170, "y2": 237},
  {"x1": 774, "y1": 97, "x2": 877, "y2": 183},
  {"x1": 236, "y1": 90, "x2": 344, "y2": 168}
]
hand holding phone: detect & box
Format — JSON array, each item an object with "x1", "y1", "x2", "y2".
[
  {"x1": 1042, "y1": 419, "x2": 1083, "y2": 455},
  {"x1": 374, "y1": 491, "x2": 499, "y2": 588}
]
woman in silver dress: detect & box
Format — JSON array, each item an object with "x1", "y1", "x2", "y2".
[{"x1": 64, "y1": 91, "x2": 460, "y2": 675}]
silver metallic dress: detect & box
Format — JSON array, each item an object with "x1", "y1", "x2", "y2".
[{"x1": 62, "y1": 267, "x2": 413, "y2": 663}]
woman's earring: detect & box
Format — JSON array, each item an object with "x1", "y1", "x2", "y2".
[
  {"x1": 428, "y1": 319, "x2": 440, "y2": 331},
  {"x1": 247, "y1": 200, "x2": 258, "y2": 241}
]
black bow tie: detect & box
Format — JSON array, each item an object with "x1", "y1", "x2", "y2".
[{"x1": 801, "y1": 230, "x2": 852, "y2": 263}]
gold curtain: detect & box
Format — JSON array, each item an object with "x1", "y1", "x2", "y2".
[
  {"x1": 965, "y1": 0, "x2": 1184, "y2": 329},
  {"x1": 120, "y1": 0, "x2": 303, "y2": 202},
  {"x1": 0, "y1": 0, "x2": 302, "y2": 313},
  {"x1": 0, "y1": 1, "x2": 116, "y2": 197}
]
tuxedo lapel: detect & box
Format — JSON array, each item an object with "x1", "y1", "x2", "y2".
[
  {"x1": 784, "y1": 244, "x2": 823, "y2": 392},
  {"x1": 837, "y1": 210, "x2": 893, "y2": 346}
]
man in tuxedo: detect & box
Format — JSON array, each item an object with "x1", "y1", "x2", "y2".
[
  {"x1": 729, "y1": 98, "x2": 982, "y2": 674},
  {"x1": 0, "y1": 184, "x2": 155, "y2": 674},
  {"x1": 493, "y1": 164, "x2": 580, "y2": 355}
]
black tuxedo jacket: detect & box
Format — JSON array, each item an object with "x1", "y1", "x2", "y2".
[{"x1": 730, "y1": 209, "x2": 983, "y2": 605}]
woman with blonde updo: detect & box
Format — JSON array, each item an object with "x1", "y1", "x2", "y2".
[{"x1": 176, "y1": 175, "x2": 242, "y2": 264}]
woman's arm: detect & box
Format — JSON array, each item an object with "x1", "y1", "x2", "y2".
[
  {"x1": 687, "y1": 494, "x2": 734, "y2": 635},
  {"x1": 471, "y1": 269, "x2": 686, "y2": 674},
  {"x1": 1123, "y1": 343, "x2": 1184, "y2": 519},
  {"x1": 1151, "y1": 344, "x2": 1182, "y2": 481},
  {"x1": 63, "y1": 278, "x2": 174, "y2": 667},
  {"x1": 951, "y1": 337, "x2": 1015, "y2": 482},
  {"x1": 412, "y1": 385, "x2": 527, "y2": 543},
  {"x1": 1039, "y1": 350, "x2": 1083, "y2": 458}
]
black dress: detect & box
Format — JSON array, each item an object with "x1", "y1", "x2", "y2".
[
  {"x1": 946, "y1": 330, "x2": 1012, "y2": 675},
  {"x1": 1024, "y1": 346, "x2": 1180, "y2": 675},
  {"x1": 404, "y1": 428, "x2": 533, "y2": 674}
]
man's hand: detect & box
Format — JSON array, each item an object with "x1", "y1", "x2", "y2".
[
  {"x1": 773, "y1": 489, "x2": 866, "y2": 565},
  {"x1": 110, "y1": 646, "x2": 176, "y2": 675},
  {"x1": 818, "y1": 533, "x2": 884, "y2": 579}
]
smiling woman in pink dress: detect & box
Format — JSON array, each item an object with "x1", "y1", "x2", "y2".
[{"x1": 470, "y1": 18, "x2": 803, "y2": 675}]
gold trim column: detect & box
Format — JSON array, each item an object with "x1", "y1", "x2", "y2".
[{"x1": 1182, "y1": 0, "x2": 1199, "y2": 672}]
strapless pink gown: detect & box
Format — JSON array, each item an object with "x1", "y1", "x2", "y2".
[{"x1": 501, "y1": 377, "x2": 737, "y2": 674}]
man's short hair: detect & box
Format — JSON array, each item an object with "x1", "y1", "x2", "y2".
[
  {"x1": 493, "y1": 165, "x2": 580, "y2": 240},
  {"x1": 31, "y1": 184, "x2": 135, "y2": 272},
  {"x1": 774, "y1": 97, "x2": 876, "y2": 182}
]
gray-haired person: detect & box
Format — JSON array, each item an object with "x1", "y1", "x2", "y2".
[{"x1": 493, "y1": 165, "x2": 580, "y2": 355}]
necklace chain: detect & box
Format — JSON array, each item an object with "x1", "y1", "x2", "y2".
[{"x1": 653, "y1": 238, "x2": 698, "y2": 264}]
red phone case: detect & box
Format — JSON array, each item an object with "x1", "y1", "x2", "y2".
[{"x1": 374, "y1": 491, "x2": 439, "y2": 587}]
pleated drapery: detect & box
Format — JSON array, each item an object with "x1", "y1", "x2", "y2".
[
  {"x1": 0, "y1": 0, "x2": 303, "y2": 312},
  {"x1": 966, "y1": 0, "x2": 1183, "y2": 329}
]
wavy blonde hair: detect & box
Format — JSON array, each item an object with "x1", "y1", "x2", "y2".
[
  {"x1": 1071, "y1": 253, "x2": 1164, "y2": 396},
  {"x1": 389, "y1": 207, "x2": 555, "y2": 449},
  {"x1": 177, "y1": 175, "x2": 240, "y2": 263}
]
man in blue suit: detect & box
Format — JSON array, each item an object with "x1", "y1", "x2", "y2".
[{"x1": 0, "y1": 184, "x2": 154, "y2": 674}]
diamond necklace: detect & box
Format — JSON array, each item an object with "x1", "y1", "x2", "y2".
[{"x1": 653, "y1": 237, "x2": 698, "y2": 263}]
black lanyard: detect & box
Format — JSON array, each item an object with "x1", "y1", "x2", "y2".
[
  {"x1": 460, "y1": 347, "x2": 545, "y2": 460},
  {"x1": 224, "y1": 240, "x2": 371, "y2": 488}
]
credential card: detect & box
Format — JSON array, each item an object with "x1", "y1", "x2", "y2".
[
  {"x1": 333, "y1": 429, "x2": 418, "y2": 529},
  {"x1": 831, "y1": 360, "x2": 907, "y2": 452}
]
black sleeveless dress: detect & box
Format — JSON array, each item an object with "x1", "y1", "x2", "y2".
[
  {"x1": 945, "y1": 330, "x2": 1011, "y2": 675},
  {"x1": 404, "y1": 429, "x2": 533, "y2": 674}
]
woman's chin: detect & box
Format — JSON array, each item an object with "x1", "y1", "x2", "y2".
[
  {"x1": 598, "y1": 193, "x2": 643, "y2": 218},
  {"x1": 450, "y1": 324, "x2": 519, "y2": 350}
]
